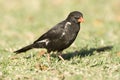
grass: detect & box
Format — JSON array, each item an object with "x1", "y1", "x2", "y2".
[{"x1": 0, "y1": 0, "x2": 120, "y2": 80}]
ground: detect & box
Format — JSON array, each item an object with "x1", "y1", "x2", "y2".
[{"x1": 0, "y1": 0, "x2": 120, "y2": 80}]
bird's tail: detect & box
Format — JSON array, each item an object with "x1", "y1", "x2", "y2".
[{"x1": 14, "y1": 44, "x2": 33, "y2": 54}]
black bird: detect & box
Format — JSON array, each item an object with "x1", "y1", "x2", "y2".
[{"x1": 14, "y1": 11, "x2": 84, "y2": 61}]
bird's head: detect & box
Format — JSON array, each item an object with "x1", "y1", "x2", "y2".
[{"x1": 66, "y1": 11, "x2": 84, "y2": 23}]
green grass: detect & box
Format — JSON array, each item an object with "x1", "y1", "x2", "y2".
[{"x1": 0, "y1": 0, "x2": 120, "y2": 80}]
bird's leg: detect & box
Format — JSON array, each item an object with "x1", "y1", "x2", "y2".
[
  {"x1": 58, "y1": 52, "x2": 65, "y2": 61},
  {"x1": 47, "y1": 53, "x2": 50, "y2": 62}
]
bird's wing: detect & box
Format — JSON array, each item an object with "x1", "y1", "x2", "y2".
[{"x1": 33, "y1": 21, "x2": 67, "y2": 43}]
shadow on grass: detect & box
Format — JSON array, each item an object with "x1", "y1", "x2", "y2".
[
  {"x1": 61, "y1": 45, "x2": 113, "y2": 60},
  {"x1": 24, "y1": 45, "x2": 113, "y2": 60}
]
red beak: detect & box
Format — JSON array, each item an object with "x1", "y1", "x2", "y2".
[{"x1": 78, "y1": 17, "x2": 84, "y2": 23}]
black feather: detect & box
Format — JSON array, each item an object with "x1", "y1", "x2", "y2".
[{"x1": 14, "y1": 44, "x2": 33, "y2": 54}]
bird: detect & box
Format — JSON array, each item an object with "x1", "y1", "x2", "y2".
[{"x1": 14, "y1": 11, "x2": 84, "y2": 61}]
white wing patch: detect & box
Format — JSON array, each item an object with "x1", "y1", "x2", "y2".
[
  {"x1": 60, "y1": 22, "x2": 71, "y2": 38},
  {"x1": 38, "y1": 39, "x2": 50, "y2": 45},
  {"x1": 65, "y1": 22, "x2": 71, "y2": 29},
  {"x1": 62, "y1": 32, "x2": 65, "y2": 36}
]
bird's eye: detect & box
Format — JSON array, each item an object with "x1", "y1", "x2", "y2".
[{"x1": 75, "y1": 16, "x2": 79, "y2": 19}]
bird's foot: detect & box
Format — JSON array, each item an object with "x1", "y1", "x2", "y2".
[{"x1": 58, "y1": 55, "x2": 65, "y2": 61}]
